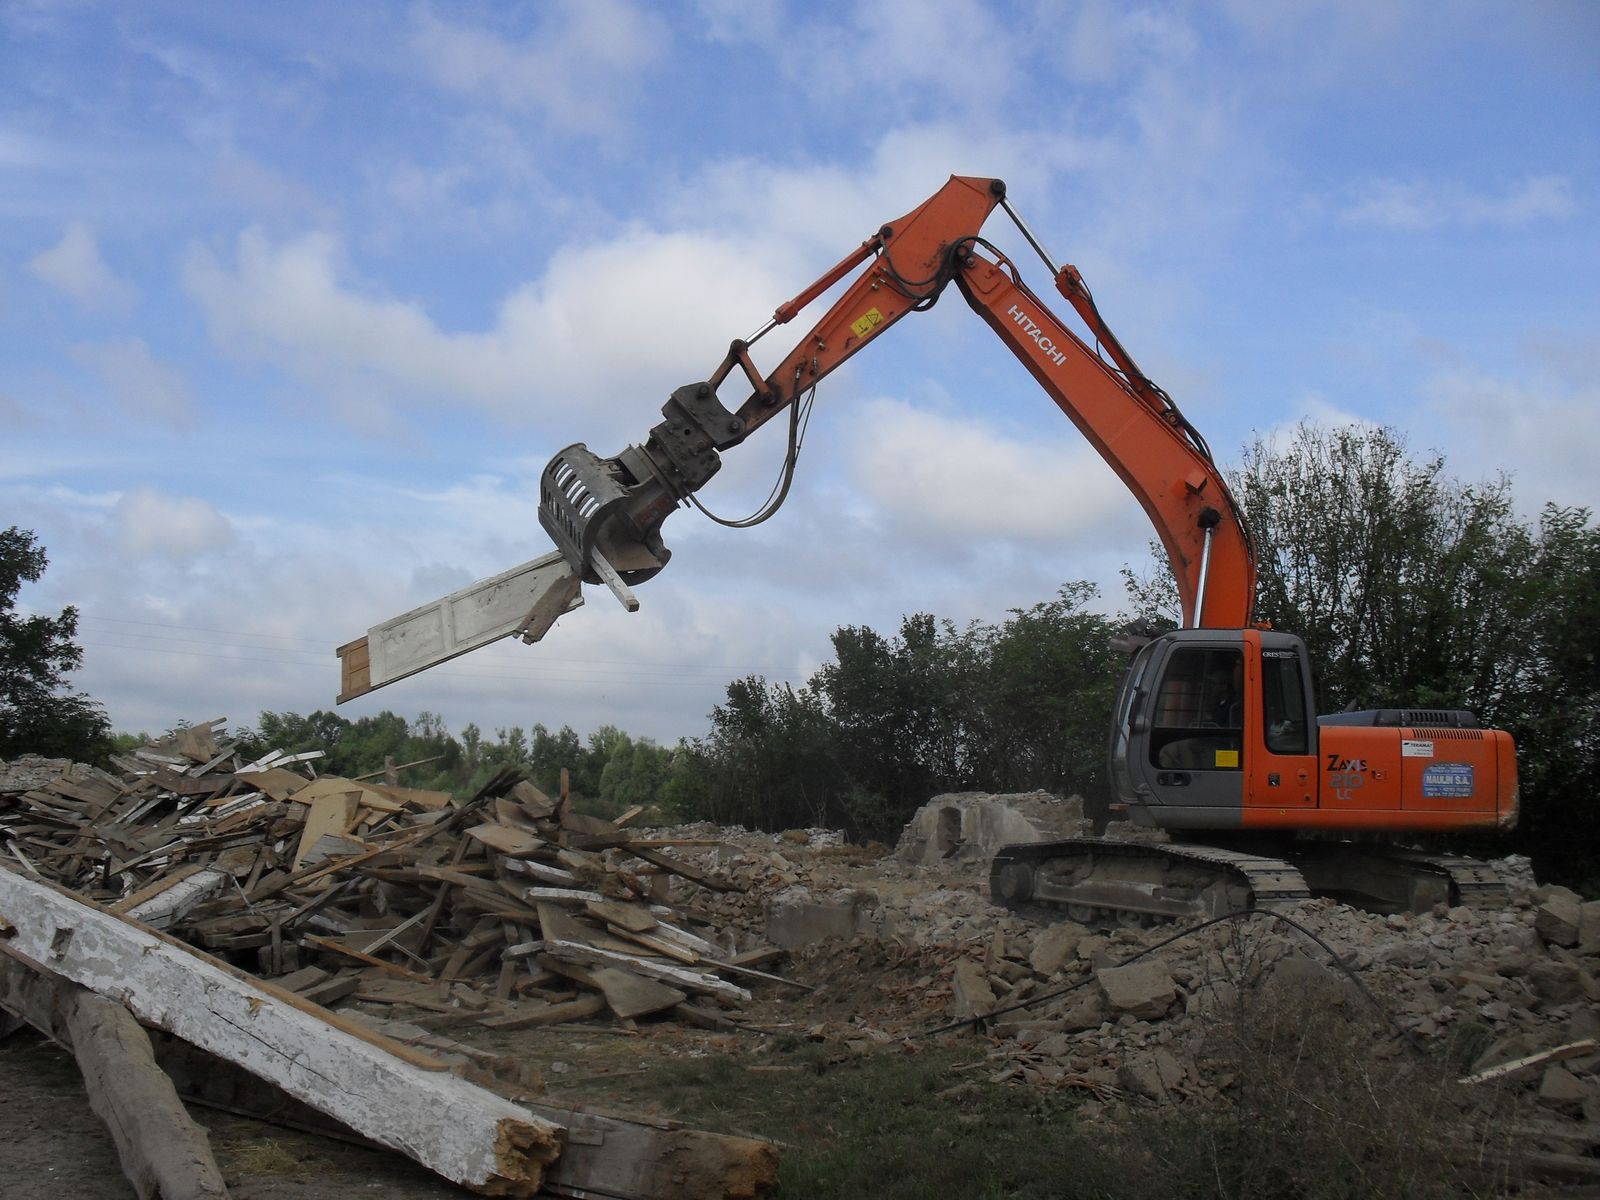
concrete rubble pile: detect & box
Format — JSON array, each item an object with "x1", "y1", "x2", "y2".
[
  {"x1": 660, "y1": 792, "x2": 1600, "y2": 1183},
  {"x1": 0, "y1": 724, "x2": 781, "y2": 1199}
]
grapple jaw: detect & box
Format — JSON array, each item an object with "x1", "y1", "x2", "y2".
[
  {"x1": 536, "y1": 378, "x2": 747, "y2": 602},
  {"x1": 538, "y1": 443, "x2": 674, "y2": 587}
]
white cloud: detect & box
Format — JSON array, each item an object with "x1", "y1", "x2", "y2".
[
  {"x1": 847, "y1": 397, "x2": 1141, "y2": 548},
  {"x1": 411, "y1": 1, "x2": 668, "y2": 134},
  {"x1": 693, "y1": 0, "x2": 782, "y2": 43},
  {"x1": 1057, "y1": 1, "x2": 1201, "y2": 87},
  {"x1": 71, "y1": 338, "x2": 196, "y2": 428},
  {"x1": 181, "y1": 224, "x2": 790, "y2": 441},
  {"x1": 26, "y1": 221, "x2": 136, "y2": 311},
  {"x1": 1419, "y1": 361, "x2": 1600, "y2": 511},
  {"x1": 114, "y1": 488, "x2": 234, "y2": 562},
  {"x1": 1342, "y1": 175, "x2": 1577, "y2": 231}
]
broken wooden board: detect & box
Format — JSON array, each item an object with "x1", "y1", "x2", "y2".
[
  {"x1": 235, "y1": 766, "x2": 314, "y2": 801},
  {"x1": 0, "y1": 951, "x2": 231, "y2": 1200},
  {"x1": 591, "y1": 966, "x2": 685, "y2": 1020},
  {"x1": 0, "y1": 866, "x2": 562, "y2": 1196},
  {"x1": 336, "y1": 551, "x2": 583, "y2": 703},
  {"x1": 124, "y1": 867, "x2": 232, "y2": 932},
  {"x1": 292, "y1": 790, "x2": 361, "y2": 870},
  {"x1": 144, "y1": 1024, "x2": 781, "y2": 1200},
  {"x1": 520, "y1": 1101, "x2": 779, "y2": 1200},
  {"x1": 466, "y1": 821, "x2": 546, "y2": 857},
  {"x1": 544, "y1": 938, "x2": 752, "y2": 1004}
]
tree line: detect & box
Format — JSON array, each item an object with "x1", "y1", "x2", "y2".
[{"x1": 3, "y1": 421, "x2": 1596, "y2": 887}]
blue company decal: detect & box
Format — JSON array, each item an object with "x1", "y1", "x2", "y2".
[{"x1": 1422, "y1": 761, "x2": 1475, "y2": 798}]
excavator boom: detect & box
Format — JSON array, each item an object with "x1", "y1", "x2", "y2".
[{"x1": 538, "y1": 176, "x2": 1253, "y2": 630}]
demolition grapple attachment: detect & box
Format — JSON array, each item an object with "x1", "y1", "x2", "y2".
[{"x1": 537, "y1": 378, "x2": 748, "y2": 611}]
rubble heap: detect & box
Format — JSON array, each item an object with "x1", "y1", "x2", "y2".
[{"x1": 0, "y1": 723, "x2": 789, "y2": 1029}]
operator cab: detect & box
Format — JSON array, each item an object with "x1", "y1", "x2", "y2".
[{"x1": 1108, "y1": 628, "x2": 1316, "y2": 832}]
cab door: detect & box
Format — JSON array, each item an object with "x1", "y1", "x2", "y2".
[
  {"x1": 1243, "y1": 631, "x2": 1320, "y2": 820},
  {"x1": 1122, "y1": 632, "x2": 1248, "y2": 829}
]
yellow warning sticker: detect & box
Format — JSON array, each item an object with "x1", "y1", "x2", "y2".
[
  {"x1": 850, "y1": 307, "x2": 884, "y2": 338},
  {"x1": 1214, "y1": 749, "x2": 1240, "y2": 768}
]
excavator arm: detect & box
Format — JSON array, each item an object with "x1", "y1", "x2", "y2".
[{"x1": 538, "y1": 175, "x2": 1254, "y2": 629}]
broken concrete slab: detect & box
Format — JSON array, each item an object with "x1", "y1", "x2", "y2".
[
  {"x1": 1535, "y1": 887, "x2": 1583, "y2": 948},
  {"x1": 1539, "y1": 1066, "x2": 1594, "y2": 1108},
  {"x1": 1096, "y1": 959, "x2": 1178, "y2": 1020},
  {"x1": 764, "y1": 888, "x2": 877, "y2": 948},
  {"x1": 1579, "y1": 900, "x2": 1600, "y2": 956},
  {"x1": 951, "y1": 959, "x2": 998, "y2": 1018},
  {"x1": 894, "y1": 791, "x2": 1083, "y2": 866},
  {"x1": 1029, "y1": 922, "x2": 1088, "y2": 977}
]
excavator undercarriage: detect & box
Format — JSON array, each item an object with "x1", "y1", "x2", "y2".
[{"x1": 989, "y1": 837, "x2": 1507, "y2": 928}]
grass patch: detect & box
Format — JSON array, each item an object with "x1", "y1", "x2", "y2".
[
  {"x1": 618, "y1": 1041, "x2": 1112, "y2": 1200},
  {"x1": 217, "y1": 1137, "x2": 305, "y2": 1176},
  {"x1": 579, "y1": 974, "x2": 1527, "y2": 1198}
]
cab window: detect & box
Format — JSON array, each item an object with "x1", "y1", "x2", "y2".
[
  {"x1": 1149, "y1": 647, "x2": 1243, "y2": 771},
  {"x1": 1261, "y1": 651, "x2": 1310, "y2": 755}
]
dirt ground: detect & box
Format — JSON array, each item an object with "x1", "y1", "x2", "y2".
[
  {"x1": 0, "y1": 941, "x2": 910, "y2": 1199},
  {"x1": 0, "y1": 1028, "x2": 475, "y2": 1198}
]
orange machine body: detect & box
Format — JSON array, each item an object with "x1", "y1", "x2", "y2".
[
  {"x1": 1112, "y1": 627, "x2": 1517, "y2": 836},
  {"x1": 542, "y1": 174, "x2": 1518, "y2": 849}
]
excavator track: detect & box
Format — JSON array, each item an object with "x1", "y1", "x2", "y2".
[
  {"x1": 1292, "y1": 843, "x2": 1509, "y2": 913},
  {"x1": 989, "y1": 838, "x2": 1506, "y2": 927},
  {"x1": 988, "y1": 838, "x2": 1311, "y2": 927}
]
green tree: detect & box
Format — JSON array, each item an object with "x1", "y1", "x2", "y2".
[
  {"x1": 977, "y1": 583, "x2": 1123, "y2": 798},
  {"x1": 0, "y1": 527, "x2": 110, "y2": 758},
  {"x1": 529, "y1": 723, "x2": 584, "y2": 794},
  {"x1": 1234, "y1": 422, "x2": 1528, "y2": 713},
  {"x1": 1493, "y1": 504, "x2": 1600, "y2": 888},
  {"x1": 1218, "y1": 422, "x2": 1598, "y2": 887}
]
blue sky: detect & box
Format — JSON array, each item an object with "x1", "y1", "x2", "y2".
[{"x1": 3, "y1": 0, "x2": 1596, "y2": 745}]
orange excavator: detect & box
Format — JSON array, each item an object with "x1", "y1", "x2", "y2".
[{"x1": 535, "y1": 175, "x2": 1517, "y2": 922}]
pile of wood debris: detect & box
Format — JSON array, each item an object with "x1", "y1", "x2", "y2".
[
  {"x1": 0, "y1": 718, "x2": 792, "y2": 1030},
  {"x1": 0, "y1": 721, "x2": 785, "y2": 1198}
]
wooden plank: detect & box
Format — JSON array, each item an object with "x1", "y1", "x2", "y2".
[
  {"x1": 544, "y1": 938, "x2": 751, "y2": 1004},
  {"x1": 374, "y1": 784, "x2": 453, "y2": 811},
  {"x1": 510, "y1": 780, "x2": 559, "y2": 819},
  {"x1": 137, "y1": 1028, "x2": 782, "y2": 1200},
  {"x1": 292, "y1": 776, "x2": 403, "y2": 813},
  {"x1": 110, "y1": 863, "x2": 210, "y2": 915},
  {"x1": 301, "y1": 935, "x2": 436, "y2": 983},
  {"x1": 236, "y1": 768, "x2": 312, "y2": 802},
  {"x1": 0, "y1": 866, "x2": 561, "y2": 1195},
  {"x1": 605, "y1": 925, "x2": 700, "y2": 965},
  {"x1": 0, "y1": 953, "x2": 231, "y2": 1200},
  {"x1": 292, "y1": 791, "x2": 360, "y2": 870},
  {"x1": 623, "y1": 845, "x2": 743, "y2": 894},
  {"x1": 512, "y1": 565, "x2": 583, "y2": 645},
  {"x1": 466, "y1": 821, "x2": 545, "y2": 856},
  {"x1": 586, "y1": 899, "x2": 657, "y2": 933},
  {"x1": 521, "y1": 1101, "x2": 779, "y2": 1200},
  {"x1": 337, "y1": 551, "x2": 583, "y2": 703},
  {"x1": 1461, "y1": 1038, "x2": 1600, "y2": 1084},
  {"x1": 477, "y1": 993, "x2": 606, "y2": 1031},
  {"x1": 124, "y1": 867, "x2": 231, "y2": 932},
  {"x1": 590, "y1": 966, "x2": 685, "y2": 1021}
]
